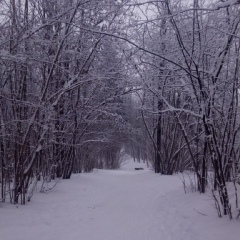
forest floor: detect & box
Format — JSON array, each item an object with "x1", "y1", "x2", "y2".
[{"x1": 1, "y1": 159, "x2": 240, "y2": 240}]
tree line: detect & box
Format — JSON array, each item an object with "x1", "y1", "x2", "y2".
[
  {"x1": 0, "y1": 0, "x2": 135, "y2": 204},
  {"x1": 128, "y1": 0, "x2": 240, "y2": 218}
]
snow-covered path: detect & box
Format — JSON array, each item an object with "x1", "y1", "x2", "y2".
[{"x1": 1, "y1": 160, "x2": 240, "y2": 240}]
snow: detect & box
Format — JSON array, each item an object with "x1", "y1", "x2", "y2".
[
  {"x1": 213, "y1": 0, "x2": 240, "y2": 10},
  {"x1": 1, "y1": 159, "x2": 240, "y2": 240}
]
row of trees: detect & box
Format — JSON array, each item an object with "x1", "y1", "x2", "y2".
[
  {"x1": 0, "y1": 0, "x2": 134, "y2": 204},
  {"x1": 128, "y1": 0, "x2": 240, "y2": 218}
]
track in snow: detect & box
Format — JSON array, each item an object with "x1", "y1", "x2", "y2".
[{"x1": 1, "y1": 160, "x2": 240, "y2": 240}]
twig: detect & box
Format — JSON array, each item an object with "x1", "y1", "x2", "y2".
[{"x1": 193, "y1": 208, "x2": 207, "y2": 216}]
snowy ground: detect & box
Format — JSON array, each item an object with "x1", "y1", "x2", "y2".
[{"x1": 1, "y1": 159, "x2": 240, "y2": 240}]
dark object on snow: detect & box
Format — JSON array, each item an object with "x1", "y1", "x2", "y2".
[{"x1": 135, "y1": 167, "x2": 144, "y2": 170}]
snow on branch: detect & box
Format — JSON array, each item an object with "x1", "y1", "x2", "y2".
[{"x1": 212, "y1": 0, "x2": 240, "y2": 10}]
